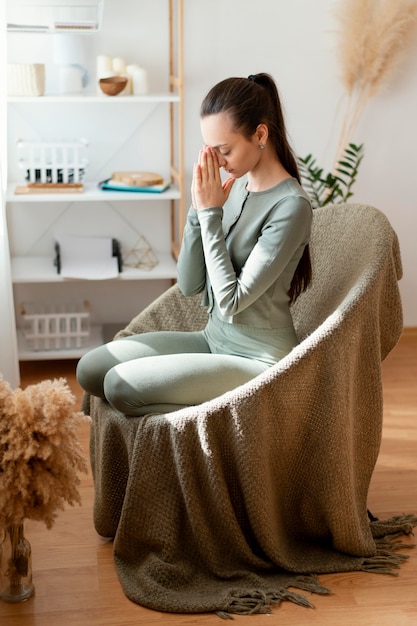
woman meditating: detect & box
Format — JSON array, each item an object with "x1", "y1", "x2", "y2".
[{"x1": 76, "y1": 72, "x2": 312, "y2": 416}]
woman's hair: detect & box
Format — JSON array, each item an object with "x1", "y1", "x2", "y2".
[{"x1": 200, "y1": 73, "x2": 312, "y2": 303}]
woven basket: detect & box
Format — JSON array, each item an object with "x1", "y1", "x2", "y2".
[{"x1": 7, "y1": 63, "x2": 45, "y2": 97}]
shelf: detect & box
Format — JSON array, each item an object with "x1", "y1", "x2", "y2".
[
  {"x1": 11, "y1": 254, "x2": 177, "y2": 283},
  {"x1": 17, "y1": 324, "x2": 104, "y2": 361},
  {"x1": 7, "y1": 93, "x2": 180, "y2": 104},
  {"x1": 7, "y1": 182, "x2": 181, "y2": 203}
]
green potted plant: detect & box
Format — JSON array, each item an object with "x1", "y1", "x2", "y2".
[{"x1": 298, "y1": 143, "x2": 364, "y2": 208}]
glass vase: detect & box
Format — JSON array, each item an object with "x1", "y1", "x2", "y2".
[{"x1": 0, "y1": 521, "x2": 35, "y2": 603}]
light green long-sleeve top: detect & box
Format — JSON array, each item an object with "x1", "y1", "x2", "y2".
[{"x1": 177, "y1": 176, "x2": 312, "y2": 363}]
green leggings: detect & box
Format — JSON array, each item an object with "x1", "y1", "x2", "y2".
[{"x1": 76, "y1": 329, "x2": 270, "y2": 416}]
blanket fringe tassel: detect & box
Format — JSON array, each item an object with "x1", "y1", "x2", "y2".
[
  {"x1": 216, "y1": 515, "x2": 417, "y2": 618},
  {"x1": 216, "y1": 575, "x2": 331, "y2": 619},
  {"x1": 361, "y1": 513, "x2": 417, "y2": 575},
  {"x1": 370, "y1": 513, "x2": 417, "y2": 539}
]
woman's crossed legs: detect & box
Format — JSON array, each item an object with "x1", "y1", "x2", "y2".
[{"x1": 76, "y1": 330, "x2": 268, "y2": 416}]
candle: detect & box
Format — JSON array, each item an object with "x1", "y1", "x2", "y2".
[
  {"x1": 112, "y1": 56, "x2": 127, "y2": 74},
  {"x1": 127, "y1": 64, "x2": 148, "y2": 95},
  {"x1": 96, "y1": 54, "x2": 112, "y2": 78}
]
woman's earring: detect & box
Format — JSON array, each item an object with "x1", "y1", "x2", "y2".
[{"x1": 259, "y1": 143, "x2": 265, "y2": 150}]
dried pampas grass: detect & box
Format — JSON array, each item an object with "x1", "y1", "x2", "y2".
[
  {"x1": 336, "y1": 0, "x2": 375, "y2": 94},
  {"x1": 0, "y1": 375, "x2": 89, "y2": 529},
  {"x1": 333, "y1": 0, "x2": 417, "y2": 167}
]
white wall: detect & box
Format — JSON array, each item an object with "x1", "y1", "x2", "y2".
[
  {"x1": 1, "y1": 0, "x2": 20, "y2": 386},
  {"x1": 0, "y1": 179, "x2": 20, "y2": 387},
  {"x1": 6, "y1": 0, "x2": 417, "y2": 326}
]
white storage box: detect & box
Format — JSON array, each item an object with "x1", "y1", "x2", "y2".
[
  {"x1": 7, "y1": 1, "x2": 104, "y2": 33},
  {"x1": 20, "y1": 301, "x2": 91, "y2": 351},
  {"x1": 17, "y1": 138, "x2": 89, "y2": 184},
  {"x1": 7, "y1": 63, "x2": 45, "y2": 96}
]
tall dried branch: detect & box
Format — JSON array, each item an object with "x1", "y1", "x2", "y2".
[
  {"x1": 332, "y1": 0, "x2": 417, "y2": 169},
  {"x1": 335, "y1": 0, "x2": 375, "y2": 94},
  {"x1": 363, "y1": 0, "x2": 417, "y2": 96}
]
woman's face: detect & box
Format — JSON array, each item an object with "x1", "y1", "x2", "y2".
[{"x1": 200, "y1": 112, "x2": 262, "y2": 179}]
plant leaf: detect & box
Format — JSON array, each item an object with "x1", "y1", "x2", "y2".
[{"x1": 298, "y1": 143, "x2": 365, "y2": 206}]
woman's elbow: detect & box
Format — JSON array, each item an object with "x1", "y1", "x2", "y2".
[{"x1": 177, "y1": 279, "x2": 205, "y2": 297}]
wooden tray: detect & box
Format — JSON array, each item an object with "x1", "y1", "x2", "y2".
[{"x1": 15, "y1": 183, "x2": 84, "y2": 194}]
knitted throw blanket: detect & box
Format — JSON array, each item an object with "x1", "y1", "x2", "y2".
[{"x1": 86, "y1": 205, "x2": 417, "y2": 616}]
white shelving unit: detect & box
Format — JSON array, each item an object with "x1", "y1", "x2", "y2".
[{"x1": 5, "y1": 0, "x2": 185, "y2": 362}]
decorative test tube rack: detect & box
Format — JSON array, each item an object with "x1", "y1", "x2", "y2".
[{"x1": 17, "y1": 138, "x2": 88, "y2": 184}]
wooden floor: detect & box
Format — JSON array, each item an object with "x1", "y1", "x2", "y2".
[{"x1": 1, "y1": 331, "x2": 416, "y2": 625}]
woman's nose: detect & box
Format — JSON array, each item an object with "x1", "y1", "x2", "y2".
[{"x1": 217, "y1": 153, "x2": 227, "y2": 167}]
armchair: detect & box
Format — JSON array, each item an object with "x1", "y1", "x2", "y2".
[{"x1": 83, "y1": 203, "x2": 416, "y2": 616}]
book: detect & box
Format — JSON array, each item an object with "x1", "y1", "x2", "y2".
[{"x1": 99, "y1": 178, "x2": 171, "y2": 193}]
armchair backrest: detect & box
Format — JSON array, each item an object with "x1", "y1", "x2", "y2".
[{"x1": 291, "y1": 203, "x2": 402, "y2": 343}]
